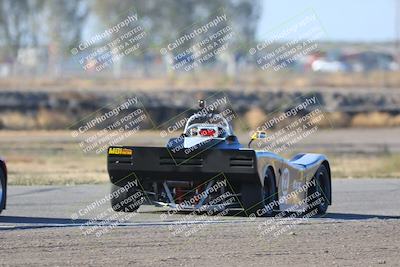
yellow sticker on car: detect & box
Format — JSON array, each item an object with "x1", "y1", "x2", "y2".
[{"x1": 108, "y1": 147, "x2": 133, "y2": 156}]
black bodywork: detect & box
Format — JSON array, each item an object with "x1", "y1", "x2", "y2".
[{"x1": 108, "y1": 146, "x2": 260, "y2": 187}]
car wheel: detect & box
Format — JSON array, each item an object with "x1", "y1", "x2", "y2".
[
  {"x1": 262, "y1": 168, "x2": 278, "y2": 216},
  {"x1": 240, "y1": 168, "x2": 277, "y2": 217},
  {"x1": 110, "y1": 184, "x2": 143, "y2": 212},
  {"x1": 0, "y1": 169, "x2": 6, "y2": 214},
  {"x1": 307, "y1": 165, "x2": 330, "y2": 215}
]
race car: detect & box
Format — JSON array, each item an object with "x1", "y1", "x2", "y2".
[
  {"x1": 107, "y1": 100, "x2": 331, "y2": 217},
  {"x1": 0, "y1": 158, "x2": 7, "y2": 214}
]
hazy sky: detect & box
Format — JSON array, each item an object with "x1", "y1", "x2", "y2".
[{"x1": 257, "y1": 0, "x2": 398, "y2": 42}]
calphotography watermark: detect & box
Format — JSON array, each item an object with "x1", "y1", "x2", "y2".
[
  {"x1": 253, "y1": 179, "x2": 326, "y2": 240},
  {"x1": 71, "y1": 9, "x2": 147, "y2": 72},
  {"x1": 71, "y1": 178, "x2": 146, "y2": 237},
  {"x1": 69, "y1": 96, "x2": 150, "y2": 154},
  {"x1": 251, "y1": 94, "x2": 331, "y2": 154},
  {"x1": 158, "y1": 177, "x2": 240, "y2": 237},
  {"x1": 160, "y1": 10, "x2": 235, "y2": 72},
  {"x1": 249, "y1": 9, "x2": 326, "y2": 72}
]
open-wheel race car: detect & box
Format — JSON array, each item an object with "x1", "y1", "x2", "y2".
[{"x1": 107, "y1": 100, "x2": 331, "y2": 217}]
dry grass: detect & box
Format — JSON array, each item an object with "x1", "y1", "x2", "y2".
[
  {"x1": 2, "y1": 142, "x2": 107, "y2": 185},
  {"x1": 315, "y1": 111, "x2": 351, "y2": 128},
  {"x1": 0, "y1": 110, "x2": 74, "y2": 130},
  {"x1": 244, "y1": 107, "x2": 267, "y2": 130},
  {"x1": 350, "y1": 112, "x2": 400, "y2": 127},
  {"x1": 1, "y1": 71, "x2": 400, "y2": 92},
  {"x1": 0, "y1": 112, "x2": 37, "y2": 130},
  {"x1": 36, "y1": 109, "x2": 74, "y2": 129},
  {"x1": 244, "y1": 111, "x2": 400, "y2": 130},
  {"x1": 330, "y1": 153, "x2": 400, "y2": 178},
  {"x1": 6, "y1": 108, "x2": 399, "y2": 131}
]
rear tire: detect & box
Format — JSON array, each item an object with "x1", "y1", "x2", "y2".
[
  {"x1": 240, "y1": 183, "x2": 263, "y2": 216},
  {"x1": 240, "y1": 168, "x2": 278, "y2": 217},
  {"x1": 263, "y1": 168, "x2": 278, "y2": 216},
  {"x1": 110, "y1": 184, "x2": 143, "y2": 212},
  {"x1": 307, "y1": 165, "x2": 330, "y2": 215}
]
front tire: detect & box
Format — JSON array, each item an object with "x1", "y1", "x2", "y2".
[{"x1": 110, "y1": 184, "x2": 143, "y2": 212}]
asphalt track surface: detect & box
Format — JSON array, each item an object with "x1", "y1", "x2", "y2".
[{"x1": 1, "y1": 179, "x2": 400, "y2": 266}]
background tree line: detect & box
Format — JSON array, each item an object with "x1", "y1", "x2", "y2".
[{"x1": 0, "y1": 0, "x2": 261, "y2": 59}]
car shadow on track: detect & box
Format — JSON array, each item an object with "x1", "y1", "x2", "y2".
[
  {"x1": 1, "y1": 212, "x2": 399, "y2": 230},
  {"x1": 0, "y1": 215, "x2": 97, "y2": 224},
  {"x1": 321, "y1": 213, "x2": 400, "y2": 220},
  {"x1": 138, "y1": 209, "x2": 400, "y2": 220},
  {"x1": 0, "y1": 215, "x2": 107, "y2": 230}
]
